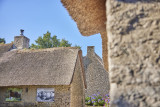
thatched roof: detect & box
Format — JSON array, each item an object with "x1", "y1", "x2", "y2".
[
  {"x1": 61, "y1": 0, "x2": 106, "y2": 36},
  {"x1": 0, "y1": 43, "x2": 13, "y2": 57},
  {"x1": 0, "y1": 47, "x2": 86, "y2": 87}
]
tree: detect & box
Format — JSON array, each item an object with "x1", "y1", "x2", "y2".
[
  {"x1": 59, "y1": 39, "x2": 72, "y2": 47},
  {"x1": 31, "y1": 31, "x2": 80, "y2": 49},
  {"x1": 0, "y1": 38, "x2": 6, "y2": 44}
]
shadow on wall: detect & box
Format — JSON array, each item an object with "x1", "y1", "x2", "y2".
[{"x1": 117, "y1": 0, "x2": 160, "y2": 3}]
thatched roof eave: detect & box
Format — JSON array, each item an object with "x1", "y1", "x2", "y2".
[
  {"x1": 0, "y1": 47, "x2": 82, "y2": 86},
  {"x1": 61, "y1": 0, "x2": 107, "y2": 36},
  {"x1": 0, "y1": 43, "x2": 13, "y2": 57}
]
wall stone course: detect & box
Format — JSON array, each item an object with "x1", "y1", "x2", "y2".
[
  {"x1": 83, "y1": 47, "x2": 110, "y2": 97},
  {"x1": 70, "y1": 55, "x2": 85, "y2": 107},
  {"x1": 107, "y1": 0, "x2": 160, "y2": 106}
]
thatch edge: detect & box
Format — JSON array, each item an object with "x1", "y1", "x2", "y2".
[{"x1": 61, "y1": 0, "x2": 107, "y2": 36}]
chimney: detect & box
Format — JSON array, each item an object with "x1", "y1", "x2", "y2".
[
  {"x1": 87, "y1": 46, "x2": 95, "y2": 57},
  {"x1": 14, "y1": 29, "x2": 30, "y2": 49}
]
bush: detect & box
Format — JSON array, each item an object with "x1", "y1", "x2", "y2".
[{"x1": 85, "y1": 93, "x2": 110, "y2": 107}]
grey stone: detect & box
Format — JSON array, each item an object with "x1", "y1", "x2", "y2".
[
  {"x1": 152, "y1": 102, "x2": 160, "y2": 107},
  {"x1": 107, "y1": 0, "x2": 160, "y2": 106},
  {"x1": 83, "y1": 46, "x2": 109, "y2": 97}
]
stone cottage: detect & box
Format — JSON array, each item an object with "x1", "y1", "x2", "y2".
[
  {"x1": 0, "y1": 31, "x2": 86, "y2": 107},
  {"x1": 83, "y1": 46, "x2": 109, "y2": 97}
]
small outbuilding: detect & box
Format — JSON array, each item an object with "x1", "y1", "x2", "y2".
[
  {"x1": 83, "y1": 46, "x2": 109, "y2": 97},
  {"x1": 0, "y1": 31, "x2": 86, "y2": 107}
]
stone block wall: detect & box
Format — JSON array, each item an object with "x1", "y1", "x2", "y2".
[
  {"x1": 70, "y1": 55, "x2": 85, "y2": 107},
  {"x1": 14, "y1": 36, "x2": 30, "y2": 49},
  {"x1": 0, "y1": 85, "x2": 70, "y2": 107},
  {"x1": 107, "y1": 0, "x2": 160, "y2": 107},
  {"x1": 84, "y1": 46, "x2": 110, "y2": 97}
]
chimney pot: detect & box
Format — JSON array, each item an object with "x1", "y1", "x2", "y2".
[{"x1": 20, "y1": 29, "x2": 24, "y2": 36}]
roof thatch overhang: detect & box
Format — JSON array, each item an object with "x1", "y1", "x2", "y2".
[{"x1": 61, "y1": 0, "x2": 106, "y2": 36}]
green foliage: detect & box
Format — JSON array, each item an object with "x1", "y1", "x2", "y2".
[
  {"x1": 74, "y1": 44, "x2": 81, "y2": 49},
  {"x1": 85, "y1": 96, "x2": 92, "y2": 105},
  {"x1": 31, "y1": 31, "x2": 81, "y2": 49},
  {"x1": 98, "y1": 100, "x2": 105, "y2": 106},
  {"x1": 6, "y1": 88, "x2": 22, "y2": 102},
  {"x1": 59, "y1": 39, "x2": 71, "y2": 47},
  {"x1": 85, "y1": 96, "x2": 91, "y2": 102},
  {"x1": 0, "y1": 38, "x2": 6, "y2": 44},
  {"x1": 6, "y1": 98, "x2": 21, "y2": 102},
  {"x1": 52, "y1": 35, "x2": 60, "y2": 47},
  {"x1": 85, "y1": 93, "x2": 110, "y2": 107}
]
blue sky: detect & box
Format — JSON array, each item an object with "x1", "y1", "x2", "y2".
[{"x1": 0, "y1": 0, "x2": 102, "y2": 57}]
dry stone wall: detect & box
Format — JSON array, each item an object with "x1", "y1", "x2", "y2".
[{"x1": 107, "y1": 0, "x2": 160, "y2": 107}]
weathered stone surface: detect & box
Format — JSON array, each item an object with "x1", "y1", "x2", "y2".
[
  {"x1": 14, "y1": 35, "x2": 30, "y2": 49},
  {"x1": 70, "y1": 55, "x2": 85, "y2": 107},
  {"x1": 83, "y1": 46, "x2": 110, "y2": 97},
  {"x1": 107, "y1": 0, "x2": 160, "y2": 106},
  {"x1": 0, "y1": 86, "x2": 70, "y2": 107}
]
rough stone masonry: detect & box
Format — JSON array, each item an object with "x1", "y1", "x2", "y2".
[{"x1": 107, "y1": 0, "x2": 160, "y2": 107}]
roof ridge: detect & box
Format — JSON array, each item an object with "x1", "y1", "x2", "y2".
[
  {"x1": 0, "y1": 43, "x2": 13, "y2": 46},
  {"x1": 18, "y1": 47, "x2": 80, "y2": 53}
]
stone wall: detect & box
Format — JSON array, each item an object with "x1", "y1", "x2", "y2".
[
  {"x1": 0, "y1": 85, "x2": 70, "y2": 107},
  {"x1": 70, "y1": 54, "x2": 85, "y2": 107},
  {"x1": 107, "y1": 0, "x2": 160, "y2": 107},
  {"x1": 83, "y1": 46, "x2": 110, "y2": 97}
]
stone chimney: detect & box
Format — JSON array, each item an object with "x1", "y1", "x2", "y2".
[
  {"x1": 14, "y1": 29, "x2": 30, "y2": 49},
  {"x1": 87, "y1": 46, "x2": 95, "y2": 57}
]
